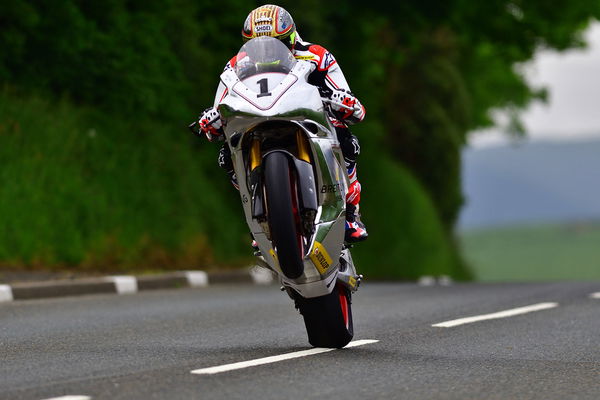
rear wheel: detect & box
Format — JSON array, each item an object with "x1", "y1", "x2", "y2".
[
  {"x1": 264, "y1": 152, "x2": 304, "y2": 279},
  {"x1": 294, "y1": 284, "x2": 354, "y2": 348}
]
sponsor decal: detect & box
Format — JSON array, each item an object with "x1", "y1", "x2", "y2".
[
  {"x1": 322, "y1": 52, "x2": 335, "y2": 69},
  {"x1": 255, "y1": 24, "x2": 273, "y2": 33},
  {"x1": 255, "y1": 16, "x2": 273, "y2": 23},
  {"x1": 321, "y1": 184, "x2": 340, "y2": 194},
  {"x1": 310, "y1": 242, "x2": 333, "y2": 275},
  {"x1": 269, "y1": 248, "x2": 279, "y2": 266},
  {"x1": 279, "y1": 9, "x2": 290, "y2": 29},
  {"x1": 295, "y1": 55, "x2": 315, "y2": 60}
]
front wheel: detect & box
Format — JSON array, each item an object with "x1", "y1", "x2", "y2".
[
  {"x1": 294, "y1": 284, "x2": 354, "y2": 348},
  {"x1": 264, "y1": 152, "x2": 305, "y2": 279}
]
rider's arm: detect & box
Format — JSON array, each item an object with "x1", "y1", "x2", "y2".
[
  {"x1": 308, "y1": 45, "x2": 366, "y2": 124},
  {"x1": 197, "y1": 61, "x2": 232, "y2": 142}
]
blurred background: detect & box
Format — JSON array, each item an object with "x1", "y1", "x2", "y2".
[
  {"x1": 461, "y1": 23, "x2": 600, "y2": 281},
  {"x1": 0, "y1": 0, "x2": 598, "y2": 282}
]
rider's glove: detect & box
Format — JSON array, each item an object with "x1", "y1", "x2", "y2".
[
  {"x1": 328, "y1": 88, "x2": 365, "y2": 124},
  {"x1": 198, "y1": 107, "x2": 224, "y2": 142}
]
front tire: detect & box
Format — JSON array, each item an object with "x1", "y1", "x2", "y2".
[
  {"x1": 264, "y1": 152, "x2": 304, "y2": 279},
  {"x1": 294, "y1": 284, "x2": 354, "y2": 348}
]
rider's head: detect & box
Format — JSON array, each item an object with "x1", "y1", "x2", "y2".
[{"x1": 242, "y1": 5, "x2": 297, "y2": 50}]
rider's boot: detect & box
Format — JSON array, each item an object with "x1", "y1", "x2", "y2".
[
  {"x1": 344, "y1": 167, "x2": 368, "y2": 242},
  {"x1": 345, "y1": 202, "x2": 368, "y2": 242}
]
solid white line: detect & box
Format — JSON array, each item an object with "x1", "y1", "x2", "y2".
[
  {"x1": 0, "y1": 284, "x2": 13, "y2": 302},
  {"x1": 432, "y1": 302, "x2": 559, "y2": 328},
  {"x1": 41, "y1": 396, "x2": 91, "y2": 400},
  {"x1": 590, "y1": 292, "x2": 600, "y2": 299},
  {"x1": 190, "y1": 339, "x2": 379, "y2": 375}
]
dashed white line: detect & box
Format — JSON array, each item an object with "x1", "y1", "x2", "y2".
[
  {"x1": 41, "y1": 396, "x2": 91, "y2": 400},
  {"x1": 432, "y1": 302, "x2": 559, "y2": 328},
  {"x1": 590, "y1": 292, "x2": 600, "y2": 299},
  {"x1": 191, "y1": 339, "x2": 379, "y2": 375}
]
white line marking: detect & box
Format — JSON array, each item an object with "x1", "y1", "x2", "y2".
[
  {"x1": 41, "y1": 396, "x2": 91, "y2": 400},
  {"x1": 0, "y1": 284, "x2": 13, "y2": 302},
  {"x1": 191, "y1": 339, "x2": 379, "y2": 375},
  {"x1": 590, "y1": 292, "x2": 600, "y2": 299},
  {"x1": 110, "y1": 276, "x2": 138, "y2": 294},
  {"x1": 432, "y1": 302, "x2": 559, "y2": 328},
  {"x1": 185, "y1": 271, "x2": 208, "y2": 287}
]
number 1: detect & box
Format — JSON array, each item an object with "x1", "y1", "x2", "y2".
[{"x1": 257, "y1": 78, "x2": 271, "y2": 97}]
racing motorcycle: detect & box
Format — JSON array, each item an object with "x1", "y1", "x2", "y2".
[{"x1": 191, "y1": 36, "x2": 362, "y2": 348}]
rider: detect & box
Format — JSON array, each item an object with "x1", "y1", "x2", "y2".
[{"x1": 196, "y1": 4, "x2": 368, "y2": 242}]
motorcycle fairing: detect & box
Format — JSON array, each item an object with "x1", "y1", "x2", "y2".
[{"x1": 217, "y1": 59, "x2": 358, "y2": 298}]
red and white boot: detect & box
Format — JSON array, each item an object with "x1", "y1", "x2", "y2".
[{"x1": 344, "y1": 175, "x2": 368, "y2": 243}]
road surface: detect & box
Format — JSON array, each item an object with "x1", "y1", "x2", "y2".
[{"x1": 1, "y1": 282, "x2": 599, "y2": 399}]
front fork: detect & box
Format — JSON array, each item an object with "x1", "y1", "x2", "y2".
[
  {"x1": 248, "y1": 131, "x2": 318, "y2": 235},
  {"x1": 249, "y1": 138, "x2": 267, "y2": 233},
  {"x1": 248, "y1": 130, "x2": 311, "y2": 165}
]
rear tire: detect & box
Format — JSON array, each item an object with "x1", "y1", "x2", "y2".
[
  {"x1": 264, "y1": 152, "x2": 304, "y2": 279},
  {"x1": 294, "y1": 284, "x2": 354, "y2": 348}
]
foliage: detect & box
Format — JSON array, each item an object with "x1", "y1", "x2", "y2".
[
  {"x1": 0, "y1": 1, "x2": 599, "y2": 278},
  {"x1": 0, "y1": 90, "x2": 250, "y2": 271},
  {"x1": 352, "y1": 121, "x2": 468, "y2": 280},
  {"x1": 328, "y1": 0, "x2": 600, "y2": 232}
]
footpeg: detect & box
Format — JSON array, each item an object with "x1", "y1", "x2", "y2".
[{"x1": 355, "y1": 274, "x2": 363, "y2": 289}]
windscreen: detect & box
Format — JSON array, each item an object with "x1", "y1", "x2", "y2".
[{"x1": 234, "y1": 36, "x2": 296, "y2": 81}]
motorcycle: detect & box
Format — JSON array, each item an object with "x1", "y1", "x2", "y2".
[{"x1": 191, "y1": 36, "x2": 362, "y2": 348}]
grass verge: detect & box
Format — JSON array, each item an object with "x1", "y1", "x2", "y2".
[{"x1": 461, "y1": 222, "x2": 600, "y2": 281}]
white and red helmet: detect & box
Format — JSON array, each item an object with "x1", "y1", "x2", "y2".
[{"x1": 242, "y1": 4, "x2": 297, "y2": 48}]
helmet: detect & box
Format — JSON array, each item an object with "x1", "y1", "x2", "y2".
[{"x1": 242, "y1": 5, "x2": 297, "y2": 49}]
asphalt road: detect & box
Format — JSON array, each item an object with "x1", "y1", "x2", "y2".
[{"x1": 1, "y1": 281, "x2": 599, "y2": 400}]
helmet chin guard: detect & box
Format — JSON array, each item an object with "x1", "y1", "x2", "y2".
[{"x1": 242, "y1": 4, "x2": 297, "y2": 48}]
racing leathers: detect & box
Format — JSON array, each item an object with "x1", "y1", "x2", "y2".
[{"x1": 200, "y1": 34, "x2": 368, "y2": 242}]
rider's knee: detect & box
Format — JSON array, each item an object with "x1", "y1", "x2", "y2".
[{"x1": 336, "y1": 128, "x2": 360, "y2": 166}]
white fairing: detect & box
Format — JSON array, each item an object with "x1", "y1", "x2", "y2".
[
  {"x1": 220, "y1": 60, "x2": 324, "y2": 115},
  {"x1": 241, "y1": 72, "x2": 286, "y2": 94},
  {"x1": 217, "y1": 38, "x2": 359, "y2": 298}
]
